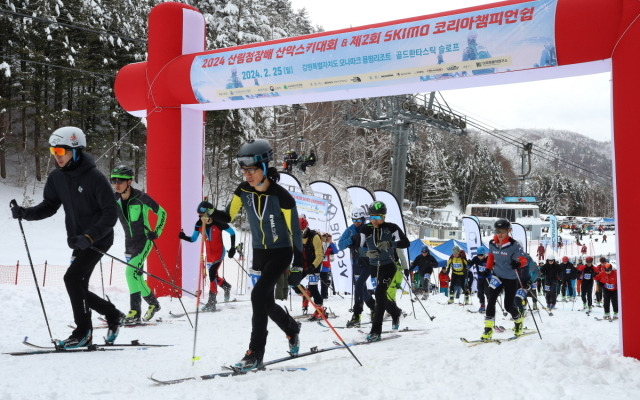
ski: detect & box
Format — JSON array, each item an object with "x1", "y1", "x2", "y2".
[
  {"x1": 460, "y1": 331, "x2": 536, "y2": 346},
  {"x1": 333, "y1": 333, "x2": 401, "y2": 347},
  {"x1": 150, "y1": 366, "x2": 306, "y2": 385},
  {"x1": 22, "y1": 337, "x2": 170, "y2": 350},
  {"x1": 293, "y1": 312, "x2": 339, "y2": 321},
  {"x1": 594, "y1": 316, "x2": 618, "y2": 322},
  {"x1": 357, "y1": 327, "x2": 423, "y2": 335}
]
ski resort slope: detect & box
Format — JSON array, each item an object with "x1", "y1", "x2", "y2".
[{"x1": 2, "y1": 183, "x2": 639, "y2": 400}]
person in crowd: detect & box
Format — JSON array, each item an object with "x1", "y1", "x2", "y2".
[
  {"x1": 320, "y1": 232, "x2": 338, "y2": 299},
  {"x1": 410, "y1": 245, "x2": 438, "y2": 300},
  {"x1": 358, "y1": 201, "x2": 410, "y2": 342},
  {"x1": 478, "y1": 219, "x2": 528, "y2": 340},
  {"x1": 559, "y1": 256, "x2": 579, "y2": 302},
  {"x1": 111, "y1": 165, "x2": 166, "y2": 323},
  {"x1": 447, "y1": 246, "x2": 469, "y2": 304},
  {"x1": 10, "y1": 126, "x2": 123, "y2": 348},
  {"x1": 594, "y1": 257, "x2": 608, "y2": 307},
  {"x1": 541, "y1": 255, "x2": 562, "y2": 310},
  {"x1": 577, "y1": 256, "x2": 597, "y2": 311},
  {"x1": 296, "y1": 216, "x2": 326, "y2": 320},
  {"x1": 594, "y1": 264, "x2": 618, "y2": 319},
  {"x1": 339, "y1": 207, "x2": 376, "y2": 328},
  {"x1": 468, "y1": 246, "x2": 489, "y2": 312},
  {"x1": 179, "y1": 199, "x2": 236, "y2": 311},
  {"x1": 439, "y1": 267, "x2": 451, "y2": 297},
  {"x1": 536, "y1": 243, "x2": 546, "y2": 261},
  {"x1": 221, "y1": 139, "x2": 303, "y2": 371}
]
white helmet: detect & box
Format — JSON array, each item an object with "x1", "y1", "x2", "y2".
[
  {"x1": 49, "y1": 126, "x2": 86, "y2": 149},
  {"x1": 351, "y1": 206, "x2": 366, "y2": 219}
]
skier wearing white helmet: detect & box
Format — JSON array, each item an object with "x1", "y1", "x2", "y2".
[{"x1": 10, "y1": 126, "x2": 123, "y2": 349}]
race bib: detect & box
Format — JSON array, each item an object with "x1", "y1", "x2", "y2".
[
  {"x1": 516, "y1": 288, "x2": 527, "y2": 300},
  {"x1": 370, "y1": 277, "x2": 378, "y2": 289},
  {"x1": 489, "y1": 276, "x2": 502, "y2": 289},
  {"x1": 605, "y1": 283, "x2": 615, "y2": 290},
  {"x1": 423, "y1": 274, "x2": 430, "y2": 280},
  {"x1": 308, "y1": 274, "x2": 320, "y2": 284},
  {"x1": 584, "y1": 273, "x2": 591, "y2": 279},
  {"x1": 452, "y1": 262, "x2": 463, "y2": 272},
  {"x1": 566, "y1": 268, "x2": 571, "y2": 274},
  {"x1": 544, "y1": 285, "x2": 551, "y2": 292}
]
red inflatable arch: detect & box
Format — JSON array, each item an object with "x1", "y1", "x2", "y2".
[{"x1": 114, "y1": 0, "x2": 640, "y2": 358}]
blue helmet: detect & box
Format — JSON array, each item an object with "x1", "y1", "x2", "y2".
[
  {"x1": 421, "y1": 245, "x2": 429, "y2": 253},
  {"x1": 477, "y1": 246, "x2": 488, "y2": 255}
]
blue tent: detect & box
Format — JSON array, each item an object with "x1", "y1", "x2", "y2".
[
  {"x1": 408, "y1": 239, "x2": 449, "y2": 268},
  {"x1": 433, "y1": 239, "x2": 468, "y2": 257}
]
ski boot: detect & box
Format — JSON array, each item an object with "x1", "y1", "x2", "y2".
[
  {"x1": 143, "y1": 293, "x2": 161, "y2": 321},
  {"x1": 105, "y1": 312, "x2": 125, "y2": 345},
  {"x1": 202, "y1": 291, "x2": 217, "y2": 312},
  {"x1": 613, "y1": 312, "x2": 619, "y2": 320},
  {"x1": 308, "y1": 307, "x2": 327, "y2": 321},
  {"x1": 286, "y1": 323, "x2": 301, "y2": 356},
  {"x1": 391, "y1": 314, "x2": 400, "y2": 331},
  {"x1": 366, "y1": 332, "x2": 381, "y2": 342},
  {"x1": 532, "y1": 303, "x2": 538, "y2": 311},
  {"x1": 447, "y1": 296, "x2": 454, "y2": 304},
  {"x1": 478, "y1": 304, "x2": 486, "y2": 313},
  {"x1": 235, "y1": 349, "x2": 264, "y2": 371},
  {"x1": 59, "y1": 328, "x2": 93, "y2": 349},
  {"x1": 346, "y1": 313, "x2": 361, "y2": 328},
  {"x1": 513, "y1": 313, "x2": 525, "y2": 336},
  {"x1": 223, "y1": 281, "x2": 232, "y2": 302},
  {"x1": 464, "y1": 295, "x2": 470, "y2": 305},
  {"x1": 604, "y1": 313, "x2": 611, "y2": 320},
  {"x1": 481, "y1": 319, "x2": 494, "y2": 341},
  {"x1": 123, "y1": 310, "x2": 140, "y2": 325}
]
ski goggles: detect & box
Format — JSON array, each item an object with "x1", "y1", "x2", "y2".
[
  {"x1": 110, "y1": 178, "x2": 128, "y2": 184},
  {"x1": 369, "y1": 215, "x2": 384, "y2": 220},
  {"x1": 49, "y1": 147, "x2": 68, "y2": 156},
  {"x1": 352, "y1": 218, "x2": 364, "y2": 223},
  {"x1": 238, "y1": 167, "x2": 261, "y2": 175},
  {"x1": 494, "y1": 228, "x2": 509, "y2": 234}
]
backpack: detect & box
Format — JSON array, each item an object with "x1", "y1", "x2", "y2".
[{"x1": 302, "y1": 229, "x2": 319, "y2": 273}]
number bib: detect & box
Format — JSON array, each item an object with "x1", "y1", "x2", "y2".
[
  {"x1": 605, "y1": 283, "x2": 615, "y2": 290},
  {"x1": 516, "y1": 288, "x2": 527, "y2": 300},
  {"x1": 489, "y1": 276, "x2": 502, "y2": 289},
  {"x1": 544, "y1": 285, "x2": 551, "y2": 292},
  {"x1": 584, "y1": 273, "x2": 591, "y2": 279}
]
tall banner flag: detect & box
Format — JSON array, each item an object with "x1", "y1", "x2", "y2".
[
  {"x1": 512, "y1": 223, "x2": 528, "y2": 253},
  {"x1": 279, "y1": 172, "x2": 304, "y2": 194},
  {"x1": 462, "y1": 217, "x2": 483, "y2": 258},
  {"x1": 549, "y1": 215, "x2": 558, "y2": 254},
  {"x1": 310, "y1": 181, "x2": 351, "y2": 293},
  {"x1": 347, "y1": 186, "x2": 375, "y2": 213},
  {"x1": 374, "y1": 190, "x2": 410, "y2": 265}
]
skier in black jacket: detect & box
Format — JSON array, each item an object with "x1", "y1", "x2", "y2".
[
  {"x1": 410, "y1": 245, "x2": 437, "y2": 299},
  {"x1": 10, "y1": 126, "x2": 123, "y2": 348}
]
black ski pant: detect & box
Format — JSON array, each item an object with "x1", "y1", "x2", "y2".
[
  {"x1": 352, "y1": 257, "x2": 374, "y2": 316},
  {"x1": 320, "y1": 271, "x2": 332, "y2": 298},
  {"x1": 249, "y1": 247, "x2": 299, "y2": 356},
  {"x1": 369, "y1": 262, "x2": 399, "y2": 335},
  {"x1": 544, "y1": 281, "x2": 559, "y2": 307},
  {"x1": 477, "y1": 278, "x2": 488, "y2": 306},
  {"x1": 596, "y1": 281, "x2": 604, "y2": 303},
  {"x1": 581, "y1": 280, "x2": 594, "y2": 307},
  {"x1": 485, "y1": 277, "x2": 520, "y2": 320},
  {"x1": 603, "y1": 289, "x2": 618, "y2": 314},
  {"x1": 65, "y1": 238, "x2": 120, "y2": 335}
]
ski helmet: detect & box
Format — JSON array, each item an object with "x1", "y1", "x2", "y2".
[
  {"x1": 110, "y1": 165, "x2": 134, "y2": 180},
  {"x1": 49, "y1": 126, "x2": 86, "y2": 149},
  {"x1": 547, "y1": 255, "x2": 556, "y2": 261},
  {"x1": 299, "y1": 216, "x2": 309, "y2": 230},
  {"x1": 197, "y1": 200, "x2": 214, "y2": 214},
  {"x1": 452, "y1": 246, "x2": 461, "y2": 254},
  {"x1": 421, "y1": 245, "x2": 430, "y2": 253},
  {"x1": 494, "y1": 218, "x2": 511, "y2": 230},
  {"x1": 368, "y1": 201, "x2": 387, "y2": 216},
  {"x1": 562, "y1": 256, "x2": 569, "y2": 263},
  {"x1": 236, "y1": 139, "x2": 274, "y2": 167},
  {"x1": 351, "y1": 206, "x2": 366, "y2": 220},
  {"x1": 585, "y1": 256, "x2": 594, "y2": 263},
  {"x1": 476, "y1": 246, "x2": 488, "y2": 255}
]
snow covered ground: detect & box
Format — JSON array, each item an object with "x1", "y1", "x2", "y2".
[{"x1": 2, "y1": 181, "x2": 639, "y2": 400}]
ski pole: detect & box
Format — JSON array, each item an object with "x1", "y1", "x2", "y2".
[
  {"x1": 297, "y1": 284, "x2": 363, "y2": 367},
  {"x1": 515, "y1": 272, "x2": 542, "y2": 340},
  {"x1": 89, "y1": 247, "x2": 198, "y2": 297},
  {"x1": 191, "y1": 223, "x2": 207, "y2": 366},
  {"x1": 99, "y1": 259, "x2": 105, "y2": 299},
  {"x1": 152, "y1": 242, "x2": 193, "y2": 328},
  {"x1": 402, "y1": 274, "x2": 435, "y2": 321},
  {"x1": 230, "y1": 256, "x2": 251, "y2": 278},
  {"x1": 10, "y1": 199, "x2": 55, "y2": 344}
]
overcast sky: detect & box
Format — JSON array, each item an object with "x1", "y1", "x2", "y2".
[{"x1": 288, "y1": 0, "x2": 612, "y2": 142}]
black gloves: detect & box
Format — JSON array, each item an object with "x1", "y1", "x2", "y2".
[
  {"x1": 135, "y1": 267, "x2": 144, "y2": 276},
  {"x1": 68, "y1": 234, "x2": 92, "y2": 250},
  {"x1": 404, "y1": 269, "x2": 410, "y2": 278},
  {"x1": 511, "y1": 259, "x2": 521, "y2": 270},
  {"x1": 178, "y1": 231, "x2": 190, "y2": 242},
  {"x1": 480, "y1": 268, "x2": 492, "y2": 278},
  {"x1": 228, "y1": 247, "x2": 236, "y2": 258},
  {"x1": 146, "y1": 231, "x2": 158, "y2": 240},
  {"x1": 11, "y1": 205, "x2": 26, "y2": 219}
]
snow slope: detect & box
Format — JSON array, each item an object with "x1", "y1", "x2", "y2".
[{"x1": 1, "y1": 181, "x2": 639, "y2": 400}]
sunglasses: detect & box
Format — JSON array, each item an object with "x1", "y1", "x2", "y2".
[
  {"x1": 110, "y1": 178, "x2": 128, "y2": 184},
  {"x1": 239, "y1": 167, "x2": 260, "y2": 175},
  {"x1": 49, "y1": 147, "x2": 68, "y2": 156},
  {"x1": 369, "y1": 215, "x2": 384, "y2": 220},
  {"x1": 352, "y1": 218, "x2": 364, "y2": 223}
]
